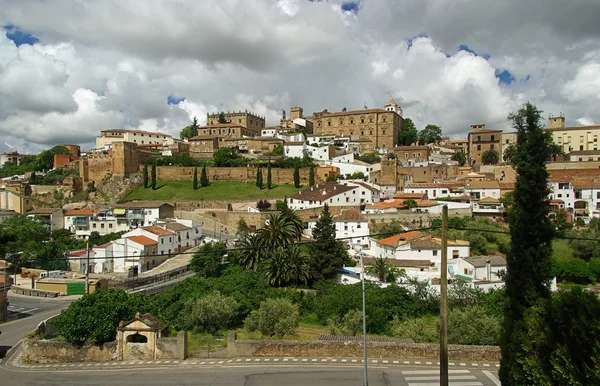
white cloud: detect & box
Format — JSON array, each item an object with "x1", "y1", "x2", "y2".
[{"x1": 0, "y1": 0, "x2": 598, "y2": 153}]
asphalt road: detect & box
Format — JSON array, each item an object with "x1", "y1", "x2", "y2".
[
  {"x1": 0, "y1": 292, "x2": 76, "y2": 357},
  {"x1": 0, "y1": 365, "x2": 501, "y2": 386}
]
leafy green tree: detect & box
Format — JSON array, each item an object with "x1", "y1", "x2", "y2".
[
  {"x1": 200, "y1": 164, "x2": 209, "y2": 187},
  {"x1": 256, "y1": 168, "x2": 263, "y2": 189},
  {"x1": 391, "y1": 315, "x2": 438, "y2": 343},
  {"x1": 193, "y1": 167, "x2": 198, "y2": 190},
  {"x1": 500, "y1": 103, "x2": 555, "y2": 385},
  {"x1": 244, "y1": 298, "x2": 300, "y2": 338},
  {"x1": 180, "y1": 116, "x2": 199, "y2": 139},
  {"x1": 236, "y1": 217, "x2": 251, "y2": 240},
  {"x1": 451, "y1": 150, "x2": 467, "y2": 167},
  {"x1": 267, "y1": 162, "x2": 272, "y2": 189},
  {"x1": 549, "y1": 288, "x2": 600, "y2": 385},
  {"x1": 190, "y1": 241, "x2": 228, "y2": 277},
  {"x1": 35, "y1": 145, "x2": 70, "y2": 171},
  {"x1": 49, "y1": 289, "x2": 148, "y2": 344},
  {"x1": 328, "y1": 309, "x2": 363, "y2": 336},
  {"x1": 355, "y1": 152, "x2": 381, "y2": 164},
  {"x1": 151, "y1": 160, "x2": 157, "y2": 190},
  {"x1": 217, "y1": 111, "x2": 227, "y2": 124},
  {"x1": 214, "y1": 147, "x2": 244, "y2": 167},
  {"x1": 402, "y1": 199, "x2": 418, "y2": 209},
  {"x1": 280, "y1": 201, "x2": 303, "y2": 242},
  {"x1": 308, "y1": 204, "x2": 349, "y2": 282},
  {"x1": 481, "y1": 149, "x2": 500, "y2": 165},
  {"x1": 87, "y1": 231, "x2": 125, "y2": 248},
  {"x1": 308, "y1": 167, "x2": 315, "y2": 186},
  {"x1": 417, "y1": 124, "x2": 442, "y2": 145},
  {"x1": 183, "y1": 291, "x2": 237, "y2": 334},
  {"x1": 448, "y1": 306, "x2": 501, "y2": 346},
  {"x1": 554, "y1": 209, "x2": 573, "y2": 237},
  {"x1": 293, "y1": 165, "x2": 300, "y2": 188},
  {"x1": 398, "y1": 117, "x2": 418, "y2": 146},
  {"x1": 325, "y1": 174, "x2": 337, "y2": 182},
  {"x1": 143, "y1": 163, "x2": 149, "y2": 188}
]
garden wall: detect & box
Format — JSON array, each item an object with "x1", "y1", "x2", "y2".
[
  {"x1": 226, "y1": 334, "x2": 500, "y2": 362},
  {"x1": 157, "y1": 166, "x2": 313, "y2": 185},
  {"x1": 21, "y1": 339, "x2": 118, "y2": 363}
]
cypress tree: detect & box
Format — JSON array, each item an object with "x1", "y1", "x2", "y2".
[
  {"x1": 309, "y1": 167, "x2": 315, "y2": 186},
  {"x1": 256, "y1": 168, "x2": 263, "y2": 189},
  {"x1": 308, "y1": 204, "x2": 349, "y2": 282},
  {"x1": 151, "y1": 160, "x2": 157, "y2": 190},
  {"x1": 293, "y1": 166, "x2": 300, "y2": 188},
  {"x1": 499, "y1": 103, "x2": 555, "y2": 384},
  {"x1": 193, "y1": 167, "x2": 198, "y2": 190},
  {"x1": 201, "y1": 164, "x2": 209, "y2": 187},
  {"x1": 267, "y1": 162, "x2": 272, "y2": 190},
  {"x1": 143, "y1": 164, "x2": 148, "y2": 188}
]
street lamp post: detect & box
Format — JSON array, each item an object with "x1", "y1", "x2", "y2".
[{"x1": 354, "y1": 244, "x2": 368, "y2": 386}]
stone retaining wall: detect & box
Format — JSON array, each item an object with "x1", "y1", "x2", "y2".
[
  {"x1": 226, "y1": 333, "x2": 500, "y2": 362},
  {"x1": 12, "y1": 287, "x2": 59, "y2": 298},
  {"x1": 21, "y1": 339, "x2": 118, "y2": 364}
]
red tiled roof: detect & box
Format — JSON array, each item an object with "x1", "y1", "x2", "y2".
[
  {"x1": 393, "y1": 192, "x2": 426, "y2": 200},
  {"x1": 368, "y1": 199, "x2": 405, "y2": 210},
  {"x1": 351, "y1": 181, "x2": 380, "y2": 193},
  {"x1": 332, "y1": 209, "x2": 367, "y2": 222},
  {"x1": 65, "y1": 209, "x2": 98, "y2": 216},
  {"x1": 362, "y1": 256, "x2": 433, "y2": 268},
  {"x1": 127, "y1": 236, "x2": 158, "y2": 246},
  {"x1": 93, "y1": 242, "x2": 112, "y2": 249},
  {"x1": 406, "y1": 182, "x2": 464, "y2": 189},
  {"x1": 68, "y1": 249, "x2": 93, "y2": 257},
  {"x1": 376, "y1": 231, "x2": 424, "y2": 248},
  {"x1": 142, "y1": 226, "x2": 176, "y2": 236}
]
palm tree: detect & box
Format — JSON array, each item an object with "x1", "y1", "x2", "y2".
[
  {"x1": 281, "y1": 203, "x2": 304, "y2": 241},
  {"x1": 238, "y1": 233, "x2": 263, "y2": 271},
  {"x1": 481, "y1": 149, "x2": 500, "y2": 165},
  {"x1": 366, "y1": 257, "x2": 394, "y2": 282},
  {"x1": 257, "y1": 212, "x2": 297, "y2": 247},
  {"x1": 262, "y1": 245, "x2": 309, "y2": 286}
]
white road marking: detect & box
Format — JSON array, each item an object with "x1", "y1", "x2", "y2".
[
  {"x1": 405, "y1": 375, "x2": 477, "y2": 381},
  {"x1": 482, "y1": 370, "x2": 501, "y2": 386},
  {"x1": 408, "y1": 383, "x2": 482, "y2": 386},
  {"x1": 402, "y1": 370, "x2": 471, "y2": 375}
]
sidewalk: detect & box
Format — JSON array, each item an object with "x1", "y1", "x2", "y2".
[{"x1": 4, "y1": 347, "x2": 501, "y2": 372}]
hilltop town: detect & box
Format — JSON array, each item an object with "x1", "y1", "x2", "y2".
[{"x1": 0, "y1": 99, "x2": 598, "y2": 292}]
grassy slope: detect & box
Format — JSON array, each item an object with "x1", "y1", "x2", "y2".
[{"x1": 124, "y1": 180, "x2": 303, "y2": 201}]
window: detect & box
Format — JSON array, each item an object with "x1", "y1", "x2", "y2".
[
  {"x1": 93, "y1": 223, "x2": 97, "y2": 229},
  {"x1": 490, "y1": 144, "x2": 494, "y2": 150},
  {"x1": 477, "y1": 135, "x2": 481, "y2": 141},
  {"x1": 361, "y1": 119, "x2": 364, "y2": 124},
  {"x1": 491, "y1": 135, "x2": 495, "y2": 141},
  {"x1": 100, "y1": 223, "x2": 104, "y2": 229},
  {"x1": 477, "y1": 144, "x2": 481, "y2": 151},
  {"x1": 433, "y1": 250, "x2": 438, "y2": 256},
  {"x1": 109, "y1": 223, "x2": 113, "y2": 229}
]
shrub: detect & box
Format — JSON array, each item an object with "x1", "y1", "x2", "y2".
[
  {"x1": 183, "y1": 291, "x2": 237, "y2": 334},
  {"x1": 256, "y1": 199, "x2": 271, "y2": 211},
  {"x1": 244, "y1": 298, "x2": 299, "y2": 339},
  {"x1": 328, "y1": 309, "x2": 363, "y2": 336},
  {"x1": 448, "y1": 306, "x2": 501, "y2": 346},
  {"x1": 391, "y1": 315, "x2": 438, "y2": 343}
]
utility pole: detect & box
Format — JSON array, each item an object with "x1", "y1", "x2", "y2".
[
  {"x1": 85, "y1": 240, "x2": 90, "y2": 294},
  {"x1": 440, "y1": 205, "x2": 449, "y2": 386},
  {"x1": 361, "y1": 252, "x2": 368, "y2": 386}
]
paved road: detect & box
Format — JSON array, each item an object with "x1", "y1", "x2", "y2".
[
  {"x1": 0, "y1": 363, "x2": 501, "y2": 386},
  {"x1": 0, "y1": 292, "x2": 76, "y2": 357}
]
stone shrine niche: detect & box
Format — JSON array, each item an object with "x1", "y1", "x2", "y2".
[{"x1": 117, "y1": 313, "x2": 168, "y2": 361}]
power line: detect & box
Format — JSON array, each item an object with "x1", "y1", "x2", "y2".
[{"x1": 449, "y1": 226, "x2": 600, "y2": 242}]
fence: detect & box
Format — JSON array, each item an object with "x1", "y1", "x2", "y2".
[
  {"x1": 123, "y1": 264, "x2": 191, "y2": 291},
  {"x1": 187, "y1": 334, "x2": 227, "y2": 358}
]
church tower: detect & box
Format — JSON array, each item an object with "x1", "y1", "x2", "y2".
[{"x1": 384, "y1": 97, "x2": 403, "y2": 117}]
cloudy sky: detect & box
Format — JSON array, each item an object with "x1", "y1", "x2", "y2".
[{"x1": 0, "y1": 0, "x2": 599, "y2": 153}]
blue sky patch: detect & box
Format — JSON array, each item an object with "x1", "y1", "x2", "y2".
[
  {"x1": 495, "y1": 69, "x2": 516, "y2": 85},
  {"x1": 167, "y1": 95, "x2": 185, "y2": 105},
  {"x1": 341, "y1": 1, "x2": 359, "y2": 13},
  {"x1": 3, "y1": 25, "x2": 39, "y2": 46},
  {"x1": 458, "y1": 44, "x2": 490, "y2": 60}
]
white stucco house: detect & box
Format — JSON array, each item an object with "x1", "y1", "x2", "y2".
[
  {"x1": 288, "y1": 182, "x2": 360, "y2": 210},
  {"x1": 306, "y1": 209, "x2": 370, "y2": 250}
]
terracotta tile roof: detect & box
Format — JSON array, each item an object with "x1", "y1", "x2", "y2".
[
  {"x1": 416, "y1": 200, "x2": 441, "y2": 207},
  {"x1": 165, "y1": 222, "x2": 192, "y2": 232},
  {"x1": 451, "y1": 194, "x2": 471, "y2": 201},
  {"x1": 101, "y1": 129, "x2": 171, "y2": 137},
  {"x1": 362, "y1": 256, "x2": 433, "y2": 268},
  {"x1": 189, "y1": 135, "x2": 219, "y2": 141},
  {"x1": 572, "y1": 180, "x2": 597, "y2": 189},
  {"x1": 350, "y1": 181, "x2": 380, "y2": 193},
  {"x1": 332, "y1": 209, "x2": 367, "y2": 222},
  {"x1": 406, "y1": 182, "x2": 464, "y2": 189},
  {"x1": 548, "y1": 169, "x2": 600, "y2": 178},
  {"x1": 376, "y1": 231, "x2": 424, "y2": 248},
  {"x1": 68, "y1": 249, "x2": 93, "y2": 257},
  {"x1": 65, "y1": 209, "x2": 98, "y2": 216},
  {"x1": 498, "y1": 182, "x2": 515, "y2": 189},
  {"x1": 465, "y1": 181, "x2": 500, "y2": 189},
  {"x1": 394, "y1": 145, "x2": 430, "y2": 151},
  {"x1": 368, "y1": 199, "x2": 405, "y2": 210},
  {"x1": 93, "y1": 242, "x2": 113, "y2": 249},
  {"x1": 550, "y1": 199, "x2": 565, "y2": 204},
  {"x1": 142, "y1": 226, "x2": 176, "y2": 236},
  {"x1": 468, "y1": 127, "x2": 502, "y2": 133},
  {"x1": 544, "y1": 124, "x2": 600, "y2": 132},
  {"x1": 291, "y1": 182, "x2": 356, "y2": 202},
  {"x1": 479, "y1": 197, "x2": 501, "y2": 203},
  {"x1": 394, "y1": 192, "x2": 427, "y2": 200},
  {"x1": 128, "y1": 235, "x2": 158, "y2": 246}
]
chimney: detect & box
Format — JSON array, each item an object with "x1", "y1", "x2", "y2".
[{"x1": 485, "y1": 259, "x2": 491, "y2": 281}]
